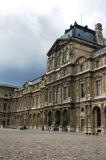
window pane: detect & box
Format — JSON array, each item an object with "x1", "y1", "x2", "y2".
[
  {"x1": 96, "y1": 80, "x2": 101, "y2": 96},
  {"x1": 81, "y1": 83, "x2": 85, "y2": 98}
]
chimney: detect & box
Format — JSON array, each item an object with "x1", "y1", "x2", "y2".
[{"x1": 95, "y1": 23, "x2": 104, "y2": 45}]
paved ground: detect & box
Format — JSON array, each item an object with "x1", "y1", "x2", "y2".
[{"x1": 0, "y1": 129, "x2": 106, "y2": 160}]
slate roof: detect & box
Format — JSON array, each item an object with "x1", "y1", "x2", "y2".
[
  {"x1": 47, "y1": 22, "x2": 98, "y2": 56},
  {"x1": 91, "y1": 45, "x2": 106, "y2": 58},
  {"x1": 61, "y1": 21, "x2": 96, "y2": 44},
  {"x1": 0, "y1": 84, "x2": 18, "y2": 89}
]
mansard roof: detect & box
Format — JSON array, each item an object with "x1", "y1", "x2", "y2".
[
  {"x1": 47, "y1": 22, "x2": 97, "y2": 56},
  {"x1": 0, "y1": 84, "x2": 18, "y2": 89},
  {"x1": 91, "y1": 45, "x2": 106, "y2": 58},
  {"x1": 30, "y1": 76, "x2": 42, "y2": 85},
  {"x1": 23, "y1": 75, "x2": 43, "y2": 88},
  {"x1": 61, "y1": 21, "x2": 96, "y2": 44}
]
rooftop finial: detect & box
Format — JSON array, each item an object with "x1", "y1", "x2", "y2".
[{"x1": 74, "y1": 21, "x2": 77, "y2": 26}]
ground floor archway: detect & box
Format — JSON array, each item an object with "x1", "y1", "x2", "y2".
[
  {"x1": 62, "y1": 109, "x2": 68, "y2": 131},
  {"x1": 55, "y1": 110, "x2": 61, "y2": 130},
  {"x1": 37, "y1": 112, "x2": 42, "y2": 128},
  {"x1": 92, "y1": 106, "x2": 101, "y2": 133},
  {"x1": 48, "y1": 111, "x2": 52, "y2": 126},
  {"x1": 32, "y1": 113, "x2": 36, "y2": 127}
]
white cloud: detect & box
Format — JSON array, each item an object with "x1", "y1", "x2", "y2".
[{"x1": 0, "y1": 0, "x2": 106, "y2": 85}]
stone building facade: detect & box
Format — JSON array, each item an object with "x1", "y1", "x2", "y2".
[{"x1": 0, "y1": 22, "x2": 106, "y2": 134}]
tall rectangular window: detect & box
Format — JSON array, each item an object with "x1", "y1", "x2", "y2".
[
  {"x1": 96, "y1": 60, "x2": 100, "y2": 68},
  {"x1": 81, "y1": 83, "x2": 85, "y2": 98},
  {"x1": 36, "y1": 96, "x2": 38, "y2": 107},
  {"x1": 49, "y1": 91, "x2": 52, "y2": 103},
  {"x1": 62, "y1": 54, "x2": 65, "y2": 64},
  {"x1": 68, "y1": 83, "x2": 71, "y2": 97},
  {"x1": 56, "y1": 87, "x2": 61, "y2": 103},
  {"x1": 63, "y1": 86, "x2": 67, "y2": 100},
  {"x1": 96, "y1": 80, "x2": 101, "y2": 96},
  {"x1": 80, "y1": 64, "x2": 84, "y2": 72},
  {"x1": 45, "y1": 91, "x2": 48, "y2": 102}
]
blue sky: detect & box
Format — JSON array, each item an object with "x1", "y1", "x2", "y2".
[{"x1": 0, "y1": 0, "x2": 106, "y2": 86}]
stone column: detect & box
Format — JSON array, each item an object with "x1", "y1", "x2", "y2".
[
  {"x1": 53, "y1": 110, "x2": 56, "y2": 124},
  {"x1": 70, "y1": 108, "x2": 76, "y2": 132},
  {"x1": 66, "y1": 108, "x2": 70, "y2": 132},
  {"x1": 94, "y1": 109, "x2": 97, "y2": 128},
  {"x1": 60, "y1": 110, "x2": 63, "y2": 126},
  {"x1": 46, "y1": 111, "x2": 49, "y2": 127},
  {"x1": 84, "y1": 106, "x2": 88, "y2": 133},
  {"x1": 32, "y1": 113, "x2": 34, "y2": 129},
  {"x1": 36, "y1": 113, "x2": 38, "y2": 129},
  {"x1": 32, "y1": 114, "x2": 34, "y2": 128},
  {"x1": 34, "y1": 113, "x2": 37, "y2": 129},
  {"x1": 41, "y1": 111, "x2": 44, "y2": 131},
  {"x1": 41, "y1": 111, "x2": 43, "y2": 131},
  {"x1": 59, "y1": 110, "x2": 63, "y2": 131},
  {"x1": 102, "y1": 75, "x2": 106, "y2": 95},
  {"x1": 31, "y1": 114, "x2": 33, "y2": 128},
  {"x1": 101, "y1": 104, "x2": 105, "y2": 134},
  {"x1": 44, "y1": 111, "x2": 48, "y2": 131},
  {"x1": 104, "y1": 110, "x2": 106, "y2": 134},
  {"x1": 51, "y1": 110, "x2": 55, "y2": 131},
  {"x1": 86, "y1": 105, "x2": 92, "y2": 134},
  {"x1": 76, "y1": 107, "x2": 80, "y2": 132}
]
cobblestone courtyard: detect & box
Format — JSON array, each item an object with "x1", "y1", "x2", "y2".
[{"x1": 0, "y1": 129, "x2": 106, "y2": 160}]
